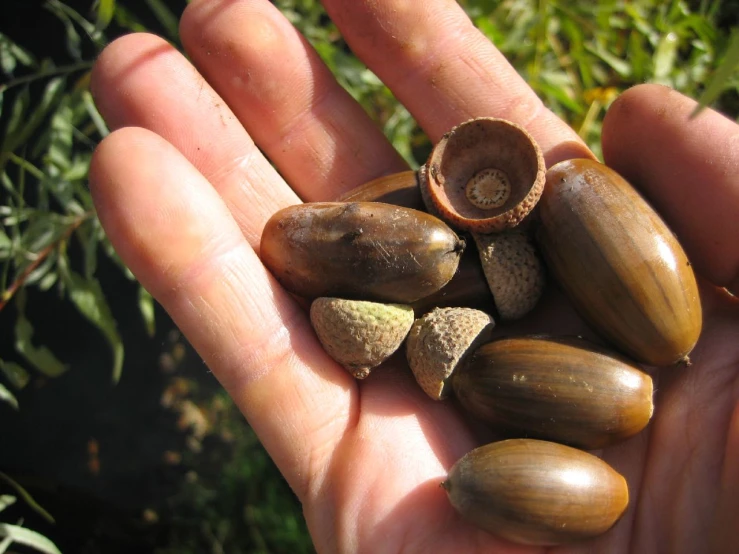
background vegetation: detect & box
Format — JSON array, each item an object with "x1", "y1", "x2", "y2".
[{"x1": 0, "y1": 0, "x2": 737, "y2": 552}]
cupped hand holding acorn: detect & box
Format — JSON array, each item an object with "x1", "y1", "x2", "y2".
[{"x1": 259, "y1": 116, "x2": 704, "y2": 547}]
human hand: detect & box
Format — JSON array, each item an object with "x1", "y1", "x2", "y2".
[{"x1": 88, "y1": 0, "x2": 739, "y2": 552}]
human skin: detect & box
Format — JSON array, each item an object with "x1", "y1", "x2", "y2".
[{"x1": 87, "y1": 0, "x2": 739, "y2": 552}]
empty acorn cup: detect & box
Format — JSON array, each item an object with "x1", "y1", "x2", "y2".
[{"x1": 421, "y1": 118, "x2": 546, "y2": 233}]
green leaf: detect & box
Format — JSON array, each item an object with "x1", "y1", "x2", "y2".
[
  {"x1": 0, "y1": 230, "x2": 10, "y2": 256},
  {"x1": 0, "y1": 358, "x2": 30, "y2": 389},
  {"x1": 0, "y1": 383, "x2": 18, "y2": 410},
  {"x1": 1, "y1": 78, "x2": 66, "y2": 159},
  {"x1": 65, "y1": 272, "x2": 123, "y2": 384},
  {"x1": 144, "y1": 0, "x2": 181, "y2": 43},
  {"x1": 82, "y1": 90, "x2": 109, "y2": 138},
  {"x1": 0, "y1": 472, "x2": 55, "y2": 524},
  {"x1": 44, "y1": 1, "x2": 83, "y2": 60},
  {"x1": 2, "y1": 85, "x2": 31, "y2": 153},
  {"x1": 0, "y1": 495, "x2": 16, "y2": 513},
  {"x1": 585, "y1": 44, "x2": 632, "y2": 78},
  {"x1": 14, "y1": 292, "x2": 68, "y2": 378},
  {"x1": 0, "y1": 523, "x2": 62, "y2": 554},
  {"x1": 94, "y1": 0, "x2": 116, "y2": 31},
  {"x1": 654, "y1": 30, "x2": 679, "y2": 81},
  {"x1": 138, "y1": 286, "x2": 156, "y2": 338},
  {"x1": 0, "y1": 33, "x2": 36, "y2": 75},
  {"x1": 693, "y1": 30, "x2": 739, "y2": 117}
]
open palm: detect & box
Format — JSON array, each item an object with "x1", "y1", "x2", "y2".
[{"x1": 88, "y1": 0, "x2": 739, "y2": 552}]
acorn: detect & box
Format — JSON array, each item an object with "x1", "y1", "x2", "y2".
[
  {"x1": 337, "y1": 170, "x2": 425, "y2": 212},
  {"x1": 442, "y1": 439, "x2": 629, "y2": 545},
  {"x1": 472, "y1": 230, "x2": 546, "y2": 320},
  {"x1": 537, "y1": 159, "x2": 702, "y2": 366},
  {"x1": 421, "y1": 118, "x2": 545, "y2": 233},
  {"x1": 452, "y1": 336, "x2": 654, "y2": 449},
  {"x1": 406, "y1": 308, "x2": 495, "y2": 400},
  {"x1": 260, "y1": 202, "x2": 465, "y2": 304},
  {"x1": 336, "y1": 173, "x2": 496, "y2": 313},
  {"x1": 310, "y1": 297, "x2": 414, "y2": 379}
]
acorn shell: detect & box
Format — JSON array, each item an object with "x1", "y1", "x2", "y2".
[
  {"x1": 310, "y1": 298, "x2": 414, "y2": 379},
  {"x1": 422, "y1": 118, "x2": 545, "y2": 233},
  {"x1": 452, "y1": 336, "x2": 654, "y2": 449},
  {"x1": 442, "y1": 439, "x2": 629, "y2": 545},
  {"x1": 537, "y1": 159, "x2": 702, "y2": 366},
  {"x1": 473, "y1": 230, "x2": 546, "y2": 320},
  {"x1": 406, "y1": 307, "x2": 495, "y2": 400}
]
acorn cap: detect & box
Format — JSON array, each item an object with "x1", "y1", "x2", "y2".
[
  {"x1": 473, "y1": 230, "x2": 546, "y2": 320},
  {"x1": 310, "y1": 297, "x2": 414, "y2": 379},
  {"x1": 406, "y1": 307, "x2": 495, "y2": 399},
  {"x1": 422, "y1": 118, "x2": 545, "y2": 233}
]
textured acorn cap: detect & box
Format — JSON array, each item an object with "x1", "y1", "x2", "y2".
[
  {"x1": 310, "y1": 297, "x2": 414, "y2": 379},
  {"x1": 473, "y1": 230, "x2": 546, "y2": 320},
  {"x1": 422, "y1": 118, "x2": 545, "y2": 233},
  {"x1": 406, "y1": 307, "x2": 495, "y2": 399}
]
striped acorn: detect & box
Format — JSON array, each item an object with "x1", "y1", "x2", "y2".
[
  {"x1": 337, "y1": 172, "x2": 496, "y2": 314},
  {"x1": 452, "y1": 336, "x2": 654, "y2": 449},
  {"x1": 442, "y1": 439, "x2": 629, "y2": 545},
  {"x1": 261, "y1": 202, "x2": 465, "y2": 304},
  {"x1": 537, "y1": 159, "x2": 702, "y2": 366}
]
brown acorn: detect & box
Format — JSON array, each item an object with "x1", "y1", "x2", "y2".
[
  {"x1": 337, "y1": 170, "x2": 425, "y2": 211},
  {"x1": 310, "y1": 298, "x2": 414, "y2": 379},
  {"x1": 472, "y1": 230, "x2": 546, "y2": 320},
  {"x1": 452, "y1": 336, "x2": 654, "y2": 449},
  {"x1": 406, "y1": 307, "x2": 495, "y2": 400},
  {"x1": 537, "y1": 159, "x2": 702, "y2": 366},
  {"x1": 335, "y1": 172, "x2": 496, "y2": 314},
  {"x1": 442, "y1": 439, "x2": 629, "y2": 545},
  {"x1": 421, "y1": 118, "x2": 545, "y2": 233},
  {"x1": 260, "y1": 202, "x2": 465, "y2": 304}
]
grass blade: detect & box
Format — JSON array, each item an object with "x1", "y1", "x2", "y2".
[
  {"x1": 143, "y1": 0, "x2": 180, "y2": 43},
  {"x1": 0, "y1": 524, "x2": 62, "y2": 554},
  {"x1": 0, "y1": 383, "x2": 19, "y2": 410},
  {"x1": 65, "y1": 272, "x2": 124, "y2": 383},
  {"x1": 0, "y1": 358, "x2": 30, "y2": 389},
  {"x1": 0, "y1": 472, "x2": 55, "y2": 524},
  {"x1": 138, "y1": 285, "x2": 156, "y2": 338},
  {"x1": 14, "y1": 292, "x2": 68, "y2": 378},
  {"x1": 693, "y1": 29, "x2": 739, "y2": 117}
]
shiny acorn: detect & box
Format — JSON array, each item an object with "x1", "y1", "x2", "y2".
[
  {"x1": 452, "y1": 336, "x2": 654, "y2": 449},
  {"x1": 443, "y1": 439, "x2": 629, "y2": 545},
  {"x1": 337, "y1": 173, "x2": 496, "y2": 313},
  {"x1": 337, "y1": 170, "x2": 425, "y2": 212},
  {"x1": 260, "y1": 202, "x2": 464, "y2": 304},
  {"x1": 537, "y1": 159, "x2": 702, "y2": 366}
]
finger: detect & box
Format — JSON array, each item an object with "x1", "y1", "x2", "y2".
[
  {"x1": 89, "y1": 127, "x2": 356, "y2": 501},
  {"x1": 180, "y1": 0, "x2": 407, "y2": 202},
  {"x1": 602, "y1": 84, "x2": 739, "y2": 293},
  {"x1": 320, "y1": 0, "x2": 593, "y2": 165},
  {"x1": 710, "y1": 403, "x2": 739, "y2": 553},
  {"x1": 91, "y1": 33, "x2": 297, "y2": 248}
]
